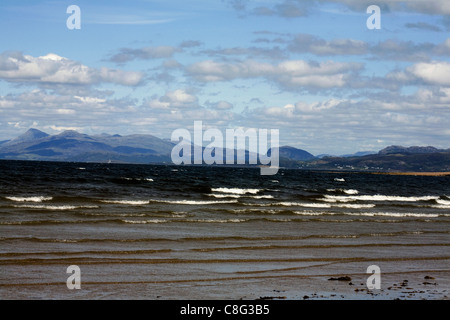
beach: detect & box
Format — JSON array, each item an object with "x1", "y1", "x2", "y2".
[{"x1": 0, "y1": 161, "x2": 449, "y2": 300}]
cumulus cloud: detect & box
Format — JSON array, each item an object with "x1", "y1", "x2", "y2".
[
  {"x1": 407, "y1": 61, "x2": 450, "y2": 86},
  {"x1": 186, "y1": 59, "x2": 361, "y2": 90},
  {"x1": 0, "y1": 52, "x2": 143, "y2": 86},
  {"x1": 144, "y1": 89, "x2": 199, "y2": 110}
]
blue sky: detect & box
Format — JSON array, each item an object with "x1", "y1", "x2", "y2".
[{"x1": 1, "y1": 0, "x2": 449, "y2": 155}]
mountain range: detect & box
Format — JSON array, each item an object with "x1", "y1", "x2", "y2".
[{"x1": 0, "y1": 129, "x2": 449, "y2": 172}]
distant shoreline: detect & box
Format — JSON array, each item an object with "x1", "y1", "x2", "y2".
[{"x1": 371, "y1": 171, "x2": 450, "y2": 176}]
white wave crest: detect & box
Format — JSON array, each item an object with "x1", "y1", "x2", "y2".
[
  {"x1": 6, "y1": 196, "x2": 53, "y2": 203},
  {"x1": 334, "y1": 204, "x2": 376, "y2": 209},
  {"x1": 432, "y1": 204, "x2": 450, "y2": 209},
  {"x1": 345, "y1": 212, "x2": 440, "y2": 218},
  {"x1": 122, "y1": 219, "x2": 167, "y2": 224},
  {"x1": 324, "y1": 194, "x2": 439, "y2": 202},
  {"x1": 211, "y1": 187, "x2": 260, "y2": 195},
  {"x1": 294, "y1": 211, "x2": 331, "y2": 216},
  {"x1": 13, "y1": 204, "x2": 98, "y2": 210},
  {"x1": 327, "y1": 189, "x2": 359, "y2": 195},
  {"x1": 100, "y1": 200, "x2": 150, "y2": 205},
  {"x1": 436, "y1": 199, "x2": 450, "y2": 205},
  {"x1": 186, "y1": 218, "x2": 247, "y2": 223},
  {"x1": 275, "y1": 202, "x2": 332, "y2": 208},
  {"x1": 154, "y1": 199, "x2": 238, "y2": 205},
  {"x1": 208, "y1": 194, "x2": 241, "y2": 199}
]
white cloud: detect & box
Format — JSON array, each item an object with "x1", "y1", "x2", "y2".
[
  {"x1": 186, "y1": 59, "x2": 360, "y2": 90},
  {"x1": 0, "y1": 52, "x2": 143, "y2": 86},
  {"x1": 407, "y1": 61, "x2": 450, "y2": 86},
  {"x1": 164, "y1": 89, "x2": 198, "y2": 107}
]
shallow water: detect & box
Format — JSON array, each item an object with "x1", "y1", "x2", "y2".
[{"x1": 0, "y1": 160, "x2": 449, "y2": 299}]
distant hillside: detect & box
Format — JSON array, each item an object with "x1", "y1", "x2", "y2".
[
  {"x1": 378, "y1": 145, "x2": 449, "y2": 155},
  {"x1": 1, "y1": 130, "x2": 448, "y2": 172},
  {"x1": 278, "y1": 146, "x2": 315, "y2": 161},
  {"x1": 299, "y1": 146, "x2": 450, "y2": 172},
  {"x1": 0, "y1": 129, "x2": 317, "y2": 166},
  {"x1": 0, "y1": 129, "x2": 174, "y2": 164}
]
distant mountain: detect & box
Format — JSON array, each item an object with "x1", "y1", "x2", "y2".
[
  {"x1": 278, "y1": 146, "x2": 315, "y2": 161},
  {"x1": 1, "y1": 129, "x2": 449, "y2": 172},
  {"x1": 0, "y1": 129, "x2": 316, "y2": 166},
  {"x1": 378, "y1": 145, "x2": 447, "y2": 155},
  {"x1": 340, "y1": 151, "x2": 377, "y2": 158},
  {"x1": 316, "y1": 154, "x2": 335, "y2": 159},
  {"x1": 3, "y1": 128, "x2": 49, "y2": 147},
  {"x1": 302, "y1": 147, "x2": 450, "y2": 172},
  {"x1": 0, "y1": 129, "x2": 174, "y2": 163}
]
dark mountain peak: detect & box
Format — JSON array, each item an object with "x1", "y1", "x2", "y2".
[
  {"x1": 3, "y1": 128, "x2": 49, "y2": 146},
  {"x1": 19, "y1": 128, "x2": 49, "y2": 140},
  {"x1": 379, "y1": 145, "x2": 441, "y2": 155},
  {"x1": 278, "y1": 146, "x2": 316, "y2": 161}
]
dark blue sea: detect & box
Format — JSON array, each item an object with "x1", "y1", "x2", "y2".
[{"x1": 0, "y1": 160, "x2": 449, "y2": 299}]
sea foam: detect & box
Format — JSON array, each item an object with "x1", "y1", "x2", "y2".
[
  {"x1": 6, "y1": 196, "x2": 53, "y2": 203},
  {"x1": 211, "y1": 187, "x2": 261, "y2": 195}
]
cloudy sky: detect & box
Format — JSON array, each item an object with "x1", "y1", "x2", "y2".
[{"x1": 0, "y1": 0, "x2": 449, "y2": 155}]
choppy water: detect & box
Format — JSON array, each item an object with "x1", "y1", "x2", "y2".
[{"x1": 0, "y1": 160, "x2": 449, "y2": 299}]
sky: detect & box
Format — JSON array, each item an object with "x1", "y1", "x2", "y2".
[{"x1": 0, "y1": 0, "x2": 449, "y2": 155}]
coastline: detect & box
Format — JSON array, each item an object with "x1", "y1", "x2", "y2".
[{"x1": 372, "y1": 172, "x2": 450, "y2": 177}]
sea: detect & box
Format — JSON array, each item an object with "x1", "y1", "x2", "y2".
[{"x1": 0, "y1": 160, "x2": 449, "y2": 300}]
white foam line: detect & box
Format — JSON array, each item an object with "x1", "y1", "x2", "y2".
[
  {"x1": 13, "y1": 205, "x2": 99, "y2": 210},
  {"x1": 436, "y1": 199, "x2": 450, "y2": 205},
  {"x1": 275, "y1": 202, "x2": 332, "y2": 208},
  {"x1": 122, "y1": 219, "x2": 167, "y2": 224},
  {"x1": 211, "y1": 187, "x2": 261, "y2": 195},
  {"x1": 324, "y1": 195, "x2": 439, "y2": 202},
  {"x1": 6, "y1": 196, "x2": 53, "y2": 203},
  {"x1": 100, "y1": 200, "x2": 150, "y2": 205},
  {"x1": 154, "y1": 199, "x2": 239, "y2": 205}
]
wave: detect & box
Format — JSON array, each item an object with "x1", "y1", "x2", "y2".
[
  {"x1": 208, "y1": 193, "x2": 273, "y2": 199},
  {"x1": 181, "y1": 218, "x2": 248, "y2": 223},
  {"x1": 432, "y1": 205, "x2": 450, "y2": 209},
  {"x1": 152, "y1": 199, "x2": 239, "y2": 205},
  {"x1": 269, "y1": 202, "x2": 373, "y2": 209},
  {"x1": 334, "y1": 203, "x2": 376, "y2": 209},
  {"x1": 100, "y1": 200, "x2": 150, "y2": 205},
  {"x1": 323, "y1": 194, "x2": 440, "y2": 202},
  {"x1": 5, "y1": 196, "x2": 53, "y2": 203},
  {"x1": 121, "y1": 219, "x2": 168, "y2": 224},
  {"x1": 344, "y1": 212, "x2": 441, "y2": 218},
  {"x1": 12, "y1": 204, "x2": 99, "y2": 210},
  {"x1": 436, "y1": 199, "x2": 450, "y2": 205},
  {"x1": 208, "y1": 194, "x2": 241, "y2": 199},
  {"x1": 327, "y1": 189, "x2": 359, "y2": 195},
  {"x1": 211, "y1": 187, "x2": 261, "y2": 195},
  {"x1": 272, "y1": 202, "x2": 332, "y2": 208},
  {"x1": 292, "y1": 211, "x2": 441, "y2": 218}
]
